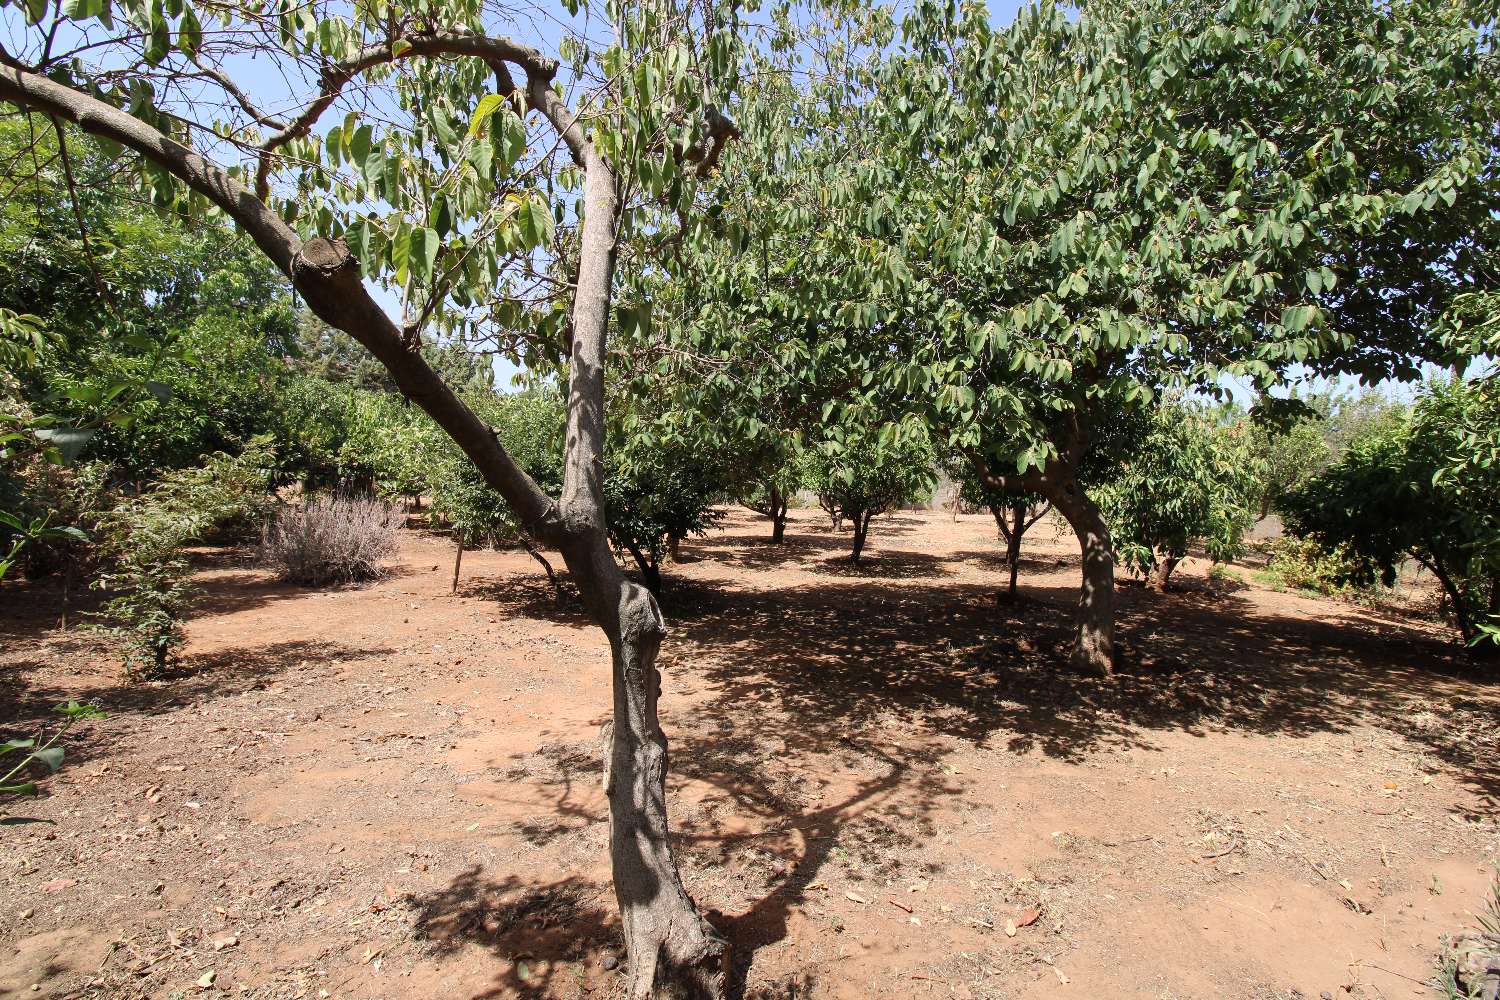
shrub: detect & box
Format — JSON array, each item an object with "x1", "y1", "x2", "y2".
[
  {"x1": 1259, "y1": 537, "x2": 1372, "y2": 596},
  {"x1": 803, "y1": 420, "x2": 935, "y2": 563},
  {"x1": 92, "y1": 440, "x2": 275, "y2": 678},
  {"x1": 1282, "y1": 379, "x2": 1499, "y2": 652},
  {"x1": 260, "y1": 495, "x2": 401, "y2": 586}
]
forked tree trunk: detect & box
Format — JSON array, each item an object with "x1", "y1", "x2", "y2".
[
  {"x1": 849, "y1": 510, "x2": 872, "y2": 563},
  {"x1": 990, "y1": 501, "x2": 1039, "y2": 600},
  {"x1": 1040, "y1": 477, "x2": 1115, "y2": 675}
]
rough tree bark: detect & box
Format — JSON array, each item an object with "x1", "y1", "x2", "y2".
[
  {"x1": 1, "y1": 36, "x2": 730, "y2": 997},
  {"x1": 1040, "y1": 476, "x2": 1116, "y2": 675},
  {"x1": 967, "y1": 450, "x2": 1114, "y2": 675},
  {"x1": 1147, "y1": 552, "x2": 1180, "y2": 592},
  {"x1": 849, "y1": 510, "x2": 872, "y2": 563}
]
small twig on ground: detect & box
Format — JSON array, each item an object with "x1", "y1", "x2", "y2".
[{"x1": 1201, "y1": 838, "x2": 1243, "y2": 860}]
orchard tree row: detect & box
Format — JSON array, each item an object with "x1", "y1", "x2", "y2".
[{"x1": 2, "y1": 0, "x2": 1497, "y2": 992}]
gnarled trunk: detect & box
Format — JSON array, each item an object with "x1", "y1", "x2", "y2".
[
  {"x1": 1039, "y1": 477, "x2": 1115, "y2": 675},
  {"x1": 849, "y1": 510, "x2": 872, "y2": 563},
  {"x1": 563, "y1": 537, "x2": 727, "y2": 998}
]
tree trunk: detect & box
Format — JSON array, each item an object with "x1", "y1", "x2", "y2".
[
  {"x1": 1006, "y1": 522, "x2": 1022, "y2": 600},
  {"x1": 0, "y1": 49, "x2": 729, "y2": 997},
  {"x1": 1147, "y1": 553, "x2": 1179, "y2": 592},
  {"x1": 667, "y1": 534, "x2": 683, "y2": 563},
  {"x1": 850, "y1": 511, "x2": 871, "y2": 563},
  {"x1": 560, "y1": 536, "x2": 727, "y2": 998},
  {"x1": 1041, "y1": 477, "x2": 1115, "y2": 675},
  {"x1": 1425, "y1": 552, "x2": 1475, "y2": 645},
  {"x1": 451, "y1": 531, "x2": 464, "y2": 594},
  {"x1": 769, "y1": 485, "x2": 787, "y2": 544},
  {"x1": 520, "y1": 537, "x2": 561, "y2": 597}
]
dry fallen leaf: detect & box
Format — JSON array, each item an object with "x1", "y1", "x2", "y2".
[
  {"x1": 211, "y1": 935, "x2": 238, "y2": 952},
  {"x1": 197, "y1": 969, "x2": 217, "y2": 989},
  {"x1": 1004, "y1": 919, "x2": 1018, "y2": 937},
  {"x1": 845, "y1": 891, "x2": 869, "y2": 905},
  {"x1": 1015, "y1": 906, "x2": 1042, "y2": 927}
]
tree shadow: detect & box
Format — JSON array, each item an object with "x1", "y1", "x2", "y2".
[
  {"x1": 0, "y1": 638, "x2": 394, "y2": 769},
  {"x1": 408, "y1": 866, "x2": 619, "y2": 999},
  {"x1": 805, "y1": 551, "x2": 953, "y2": 580},
  {"x1": 669, "y1": 575, "x2": 1499, "y2": 812},
  {"x1": 456, "y1": 575, "x2": 590, "y2": 626}
]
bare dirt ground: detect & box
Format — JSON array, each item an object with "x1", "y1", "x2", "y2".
[{"x1": 2, "y1": 507, "x2": 1497, "y2": 1000}]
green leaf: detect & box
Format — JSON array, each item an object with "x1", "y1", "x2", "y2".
[
  {"x1": 0, "y1": 739, "x2": 35, "y2": 756},
  {"x1": 178, "y1": 6, "x2": 202, "y2": 59},
  {"x1": 391, "y1": 38, "x2": 412, "y2": 57},
  {"x1": 0, "y1": 783, "x2": 39, "y2": 797},
  {"x1": 144, "y1": 15, "x2": 171, "y2": 65},
  {"x1": 408, "y1": 228, "x2": 439, "y2": 283},
  {"x1": 32, "y1": 748, "x2": 64, "y2": 773},
  {"x1": 466, "y1": 94, "x2": 506, "y2": 139},
  {"x1": 348, "y1": 124, "x2": 372, "y2": 166}
]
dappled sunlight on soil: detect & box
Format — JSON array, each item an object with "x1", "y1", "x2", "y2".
[{"x1": 1, "y1": 507, "x2": 1496, "y2": 999}]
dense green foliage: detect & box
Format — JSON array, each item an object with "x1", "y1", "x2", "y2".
[
  {"x1": 90, "y1": 440, "x2": 275, "y2": 677},
  {"x1": 804, "y1": 419, "x2": 935, "y2": 562},
  {"x1": 1096, "y1": 404, "x2": 1261, "y2": 587},
  {"x1": 1283, "y1": 379, "x2": 1499, "y2": 651}
]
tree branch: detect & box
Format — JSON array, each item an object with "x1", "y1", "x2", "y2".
[{"x1": 0, "y1": 55, "x2": 562, "y2": 544}]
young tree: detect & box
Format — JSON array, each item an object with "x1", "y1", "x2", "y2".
[
  {"x1": 604, "y1": 412, "x2": 730, "y2": 595},
  {"x1": 735, "y1": 437, "x2": 803, "y2": 544},
  {"x1": 1095, "y1": 403, "x2": 1260, "y2": 591},
  {"x1": 429, "y1": 388, "x2": 565, "y2": 593},
  {"x1": 1283, "y1": 379, "x2": 1499, "y2": 654},
  {"x1": 92, "y1": 440, "x2": 275, "y2": 677},
  {"x1": 1249, "y1": 415, "x2": 1330, "y2": 521},
  {"x1": 804, "y1": 418, "x2": 934, "y2": 563},
  {"x1": 1, "y1": 0, "x2": 746, "y2": 989},
  {"x1": 945, "y1": 454, "x2": 1050, "y2": 599}
]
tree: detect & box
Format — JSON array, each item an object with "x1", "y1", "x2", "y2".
[
  {"x1": 804, "y1": 418, "x2": 934, "y2": 563},
  {"x1": 91, "y1": 440, "x2": 275, "y2": 677},
  {"x1": 1, "y1": 0, "x2": 747, "y2": 988},
  {"x1": 1095, "y1": 403, "x2": 1260, "y2": 591},
  {"x1": 429, "y1": 388, "x2": 565, "y2": 593},
  {"x1": 1282, "y1": 379, "x2": 1499, "y2": 654},
  {"x1": 738, "y1": 438, "x2": 803, "y2": 544},
  {"x1": 1249, "y1": 415, "x2": 1329, "y2": 520},
  {"x1": 945, "y1": 453, "x2": 1049, "y2": 600},
  {"x1": 604, "y1": 412, "x2": 730, "y2": 595},
  {"x1": 798, "y1": 0, "x2": 1500, "y2": 673}
]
